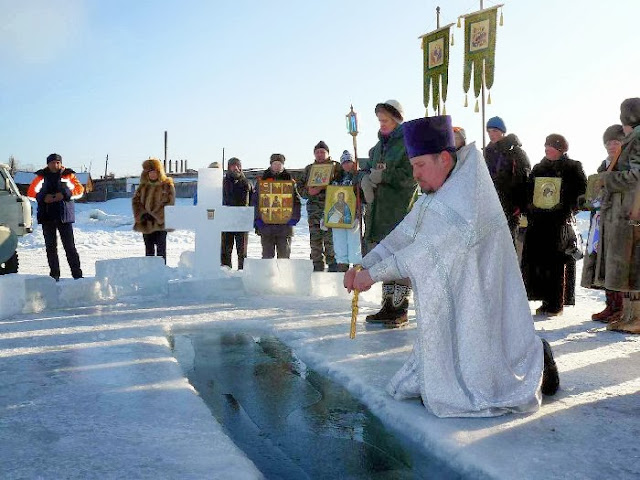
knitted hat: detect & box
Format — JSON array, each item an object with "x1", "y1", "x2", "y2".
[
  {"x1": 620, "y1": 98, "x2": 640, "y2": 128},
  {"x1": 402, "y1": 115, "x2": 455, "y2": 159},
  {"x1": 602, "y1": 124, "x2": 625, "y2": 144},
  {"x1": 47, "y1": 153, "x2": 62, "y2": 164},
  {"x1": 453, "y1": 126, "x2": 466, "y2": 142},
  {"x1": 486, "y1": 116, "x2": 506, "y2": 133},
  {"x1": 227, "y1": 157, "x2": 241, "y2": 167},
  {"x1": 340, "y1": 150, "x2": 353, "y2": 164},
  {"x1": 375, "y1": 100, "x2": 404, "y2": 124},
  {"x1": 313, "y1": 141, "x2": 329, "y2": 153},
  {"x1": 545, "y1": 134, "x2": 569, "y2": 153},
  {"x1": 270, "y1": 153, "x2": 285, "y2": 164}
]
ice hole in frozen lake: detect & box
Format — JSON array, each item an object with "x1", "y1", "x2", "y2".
[{"x1": 169, "y1": 327, "x2": 471, "y2": 479}]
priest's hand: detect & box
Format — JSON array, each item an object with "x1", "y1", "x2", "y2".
[
  {"x1": 344, "y1": 267, "x2": 357, "y2": 292},
  {"x1": 352, "y1": 269, "x2": 374, "y2": 292}
]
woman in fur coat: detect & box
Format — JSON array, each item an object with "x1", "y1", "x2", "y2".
[
  {"x1": 601, "y1": 98, "x2": 640, "y2": 334},
  {"x1": 132, "y1": 158, "x2": 175, "y2": 263}
]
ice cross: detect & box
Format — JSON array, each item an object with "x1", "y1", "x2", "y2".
[{"x1": 165, "y1": 166, "x2": 254, "y2": 278}]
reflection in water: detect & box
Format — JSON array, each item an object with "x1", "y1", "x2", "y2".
[{"x1": 171, "y1": 330, "x2": 469, "y2": 479}]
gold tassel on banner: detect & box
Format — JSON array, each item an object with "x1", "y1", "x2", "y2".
[
  {"x1": 464, "y1": 94, "x2": 468, "y2": 107},
  {"x1": 450, "y1": 33, "x2": 454, "y2": 46},
  {"x1": 474, "y1": 99, "x2": 479, "y2": 112},
  {"x1": 488, "y1": 91, "x2": 492, "y2": 104},
  {"x1": 500, "y1": 9, "x2": 504, "y2": 26},
  {"x1": 457, "y1": 16, "x2": 461, "y2": 28}
]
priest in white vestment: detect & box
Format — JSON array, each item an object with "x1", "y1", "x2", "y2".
[{"x1": 344, "y1": 115, "x2": 559, "y2": 418}]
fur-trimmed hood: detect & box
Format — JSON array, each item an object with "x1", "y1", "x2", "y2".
[{"x1": 139, "y1": 158, "x2": 173, "y2": 185}]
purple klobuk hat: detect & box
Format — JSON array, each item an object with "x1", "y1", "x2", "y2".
[{"x1": 402, "y1": 115, "x2": 455, "y2": 159}]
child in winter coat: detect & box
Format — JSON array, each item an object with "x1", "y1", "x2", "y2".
[
  {"x1": 132, "y1": 158, "x2": 175, "y2": 263},
  {"x1": 331, "y1": 150, "x2": 362, "y2": 271}
]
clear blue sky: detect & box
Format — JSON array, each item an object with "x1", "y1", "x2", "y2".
[{"x1": 1, "y1": 0, "x2": 638, "y2": 177}]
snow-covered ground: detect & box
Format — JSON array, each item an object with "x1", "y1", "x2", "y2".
[{"x1": 2, "y1": 199, "x2": 639, "y2": 479}]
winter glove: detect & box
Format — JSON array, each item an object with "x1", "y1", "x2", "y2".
[
  {"x1": 255, "y1": 218, "x2": 265, "y2": 229},
  {"x1": 141, "y1": 213, "x2": 154, "y2": 222},
  {"x1": 319, "y1": 218, "x2": 329, "y2": 231},
  {"x1": 286, "y1": 218, "x2": 299, "y2": 226},
  {"x1": 368, "y1": 167, "x2": 384, "y2": 185}
]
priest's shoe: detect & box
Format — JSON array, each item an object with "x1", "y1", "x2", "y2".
[{"x1": 541, "y1": 338, "x2": 559, "y2": 396}]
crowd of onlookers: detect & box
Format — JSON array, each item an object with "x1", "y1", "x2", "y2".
[{"x1": 27, "y1": 98, "x2": 640, "y2": 334}]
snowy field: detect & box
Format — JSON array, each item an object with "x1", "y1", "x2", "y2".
[{"x1": 2, "y1": 199, "x2": 639, "y2": 479}]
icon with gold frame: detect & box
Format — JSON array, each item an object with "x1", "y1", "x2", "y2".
[
  {"x1": 258, "y1": 180, "x2": 295, "y2": 224},
  {"x1": 324, "y1": 185, "x2": 357, "y2": 229},
  {"x1": 533, "y1": 177, "x2": 562, "y2": 209},
  {"x1": 306, "y1": 163, "x2": 334, "y2": 187},
  {"x1": 583, "y1": 173, "x2": 601, "y2": 209}
]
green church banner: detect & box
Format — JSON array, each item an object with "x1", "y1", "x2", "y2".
[
  {"x1": 461, "y1": 6, "x2": 499, "y2": 106},
  {"x1": 421, "y1": 24, "x2": 453, "y2": 114}
]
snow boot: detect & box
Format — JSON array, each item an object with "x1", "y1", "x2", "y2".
[
  {"x1": 592, "y1": 291, "x2": 618, "y2": 322},
  {"x1": 612, "y1": 293, "x2": 640, "y2": 334},
  {"x1": 541, "y1": 338, "x2": 560, "y2": 396},
  {"x1": 327, "y1": 262, "x2": 338, "y2": 273},
  {"x1": 607, "y1": 295, "x2": 632, "y2": 331},
  {"x1": 365, "y1": 284, "x2": 395, "y2": 323},
  {"x1": 337, "y1": 263, "x2": 350, "y2": 273},
  {"x1": 383, "y1": 285, "x2": 411, "y2": 328},
  {"x1": 313, "y1": 262, "x2": 325, "y2": 272}
]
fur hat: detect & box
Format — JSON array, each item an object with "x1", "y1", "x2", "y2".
[
  {"x1": 227, "y1": 157, "x2": 241, "y2": 167},
  {"x1": 620, "y1": 98, "x2": 640, "y2": 128},
  {"x1": 47, "y1": 153, "x2": 62, "y2": 164},
  {"x1": 602, "y1": 124, "x2": 625, "y2": 144},
  {"x1": 402, "y1": 115, "x2": 455, "y2": 159},
  {"x1": 141, "y1": 158, "x2": 169, "y2": 182},
  {"x1": 270, "y1": 153, "x2": 285, "y2": 164},
  {"x1": 208, "y1": 161, "x2": 220, "y2": 168},
  {"x1": 486, "y1": 116, "x2": 506, "y2": 133},
  {"x1": 313, "y1": 141, "x2": 329, "y2": 153},
  {"x1": 340, "y1": 150, "x2": 353, "y2": 164},
  {"x1": 375, "y1": 100, "x2": 404, "y2": 124},
  {"x1": 545, "y1": 134, "x2": 569, "y2": 153}
]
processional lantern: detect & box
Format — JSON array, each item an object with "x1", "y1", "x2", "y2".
[{"x1": 345, "y1": 105, "x2": 358, "y2": 137}]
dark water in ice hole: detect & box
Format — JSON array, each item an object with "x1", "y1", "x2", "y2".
[{"x1": 169, "y1": 329, "x2": 475, "y2": 480}]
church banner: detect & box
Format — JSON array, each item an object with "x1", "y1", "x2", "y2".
[
  {"x1": 420, "y1": 23, "x2": 453, "y2": 114},
  {"x1": 461, "y1": 6, "x2": 500, "y2": 105}
]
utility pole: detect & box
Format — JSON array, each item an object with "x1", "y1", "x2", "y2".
[{"x1": 164, "y1": 131, "x2": 168, "y2": 172}]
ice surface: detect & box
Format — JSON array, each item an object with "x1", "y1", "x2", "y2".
[
  {"x1": 310, "y1": 271, "x2": 382, "y2": 305},
  {"x1": 242, "y1": 258, "x2": 313, "y2": 296},
  {"x1": 23, "y1": 275, "x2": 58, "y2": 313},
  {"x1": 7, "y1": 201, "x2": 639, "y2": 479},
  {"x1": 56, "y1": 277, "x2": 104, "y2": 307},
  {"x1": 168, "y1": 276, "x2": 245, "y2": 300},
  {"x1": 95, "y1": 256, "x2": 172, "y2": 298},
  {"x1": 0, "y1": 274, "x2": 27, "y2": 319}
]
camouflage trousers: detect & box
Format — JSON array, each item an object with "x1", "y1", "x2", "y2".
[{"x1": 308, "y1": 214, "x2": 335, "y2": 269}]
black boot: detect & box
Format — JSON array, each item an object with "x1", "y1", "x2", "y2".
[
  {"x1": 541, "y1": 338, "x2": 560, "y2": 396},
  {"x1": 313, "y1": 262, "x2": 325, "y2": 272},
  {"x1": 366, "y1": 284, "x2": 395, "y2": 323},
  {"x1": 337, "y1": 263, "x2": 350, "y2": 272},
  {"x1": 383, "y1": 284, "x2": 410, "y2": 328}
]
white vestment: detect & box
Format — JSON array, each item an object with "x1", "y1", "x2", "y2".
[{"x1": 363, "y1": 143, "x2": 543, "y2": 418}]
